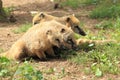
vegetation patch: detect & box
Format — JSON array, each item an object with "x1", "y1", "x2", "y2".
[
  {"x1": 61, "y1": 0, "x2": 81, "y2": 8},
  {"x1": 0, "y1": 6, "x2": 14, "y2": 21},
  {"x1": 13, "y1": 23, "x2": 32, "y2": 34},
  {"x1": 60, "y1": 0, "x2": 102, "y2": 8},
  {"x1": 0, "y1": 58, "x2": 43, "y2": 80},
  {"x1": 69, "y1": 43, "x2": 120, "y2": 77},
  {"x1": 90, "y1": 1, "x2": 120, "y2": 19}
]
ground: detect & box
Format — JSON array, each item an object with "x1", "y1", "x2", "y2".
[{"x1": 0, "y1": 0, "x2": 119, "y2": 80}]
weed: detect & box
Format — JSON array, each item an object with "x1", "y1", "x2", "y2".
[
  {"x1": 58, "y1": 67, "x2": 66, "y2": 79},
  {"x1": 43, "y1": 67, "x2": 55, "y2": 74},
  {"x1": 69, "y1": 43, "x2": 120, "y2": 76},
  {"x1": 61, "y1": 0, "x2": 81, "y2": 8},
  {"x1": 61, "y1": 0, "x2": 101, "y2": 8},
  {"x1": 95, "y1": 20, "x2": 113, "y2": 29},
  {"x1": 14, "y1": 61, "x2": 43, "y2": 80},
  {"x1": 3, "y1": 7, "x2": 14, "y2": 16},
  {"x1": 0, "y1": 6, "x2": 14, "y2": 21},
  {"x1": 0, "y1": 57, "x2": 18, "y2": 79},
  {"x1": 13, "y1": 23, "x2": 32, "y2": 34},
  {"x1": 0, "y1": 58, "x2": 43, "y2": 80},
  {"x1": 80, "y1": 0, "x2": 101, "y2": 5},
  {"x1": 90, "y1": 2, "x2": 120, "y2": 19},
  {"x1": 85, "y1": 30, "x2": 107, "y2": 40}
]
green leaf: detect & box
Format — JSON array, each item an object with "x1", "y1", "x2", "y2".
[{"x1": 95, "y1": 68, "x2": 102, "y2": 77}]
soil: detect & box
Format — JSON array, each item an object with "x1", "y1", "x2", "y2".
[{"x1": 0, "y1": 0, "x2": 120, "y2": 80}]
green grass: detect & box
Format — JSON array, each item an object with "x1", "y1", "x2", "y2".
[
  {"x1": 69, "y1": 43, "x2": 120, "y2": 76},
  {"x1": 93, "y1": 17, "x2": 120, "y2": 41},
  {"x1": 79, "y1": 0, "x2": 101, "y2": 5},
  {"x1": 85, "y1": 30, "x2": 107, "y2": 40},
  {"x1": 14, "y1": 61, "x2": 43, "y2": 80},
  {"x1": 3, "y1": 7, "x2": 14, "y2": 16},
  {"x1": 66, "y1": 15, "x2": 120, "y2": 77},
  {"x1": 13, "y1": 23, "x2": 32, "y2": 34},
  {"x1": 111, "y1": 17, "x2": 120, "y2": 41},
  {"x1": 67, "y1": 17, "x2": 120, "y2": 77},
  {"x1": 61, "y1": 0, "x2": 81, "y2": 8},
  {"x1": 60, "y1": 0, "x2": 100, "y2": 8},
  {"x1": 90, "y1": 2, "x2": 120, "y2": 19},
  {"x1": 0, "y1": 58, "x2": 43, "y2": 80},
  {"x1": 95, "y1": 20, "x2": 113, "y2": 29},
  {"x1": 0, "y1": 6, "x2": 14, "y2": 21}
]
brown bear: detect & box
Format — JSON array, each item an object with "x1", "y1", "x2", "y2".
[{"x1": 32, "y1": 12, "x2": 86, "y2": 36}]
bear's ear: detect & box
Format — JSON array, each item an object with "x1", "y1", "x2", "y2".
[
  {"x1": 39, "y1": 12, "x2": 45, "y2": 18},
  {"x1": 60, "y1": 28, "x2": 66, "y2": 33},
  {"x1": 66, "y1": 17, "x2": 71, "y2": 22},
  {"x1": 46, "y1": 30, "x2": 52, "y2": 35},
  {"x1": 72, "y1": 14, "x2": 75, "y2": 16}
]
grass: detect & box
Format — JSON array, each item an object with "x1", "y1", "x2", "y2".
[
  {"x1": 13, "y1": 23, "x2": 32, "y2": 34},
  {"x1": 60, "y1": 0, "x2": 100, "y2": 8},
  {"x1": 1, "y1": 0, "x2": 120, "y2": 79},
  {"x1": 0, "y1": 6, "x2": 14, "y2": 21},
  {"x1": 0, "y1": 58, "x2": 43, "y2": 80},
  {"x1": 79, "y1": 0, "x2": 101, "y2": 5},
  {"x1": 9, "y1": 13, "x2": 120, "y2": 79},
  {"x1": 69, "y1": 43, "x2": 120, "y2": 77},
  {"x1": 3, "y1": 7, "x2": 14, "y2": 16},
  {"x1": 70, "y1": 13, "x2": 120, "y2": 76},
  {"x1": 60, "y1": 0, "x2": 120, "y2": 18},
  {"x1": 67, "y1": 16, "x2": 120, "y2": 77},
  {"x1": 111, "y1": 17, "x2": 120, "y2": 41},
  {"x1": 14, "y1": 61, "x2": 43, "y2": 80},
  {"x1": 94, "y1": 17, "x2": 120, "y2": 41},
  {"x1": 90, "y1": 1, "x2": 120, "y2": 19},
  {"x1": 95, "y1": 20, "x2": 113, "y2": 29},
  {"x1": 90, "y1": 5, "x2": 120, "y2": 19},
  {"x1": 61, "y1": 0, "x2": 81, "y2": 8}
]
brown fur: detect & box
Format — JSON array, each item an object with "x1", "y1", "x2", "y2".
[
  {"x1": 32, "y1": 12, "x2": 86, "y2": 36},
  {"x1": 0, "y1": 20, "x2": 76, "y2": 60},
  {"x1": 34, "y1": 20, "x2": 77, "y2": 49}
]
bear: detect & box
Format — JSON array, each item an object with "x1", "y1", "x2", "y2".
[
  {"x1": 0, "y1": 20, "x2": 77, "y2": 60},
  {"x1": 32, "y1": 12, "x2": 86, "y2": 36}
]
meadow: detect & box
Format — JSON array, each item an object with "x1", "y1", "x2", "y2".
[{"x1": 0, "y1": 0, "x2": 120, "y2": 80}]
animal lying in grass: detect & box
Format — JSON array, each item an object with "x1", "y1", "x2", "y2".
[
  {"x1": 0, "y1": 20, "x2": 76, "y2": 60},
  {"x1": 32, "y1": 20, "x2": 77, "y2": 57},
  {"x1": 32, "y1": 12, "x2": 86, "y2": 36},
  {"x1": 32, "y1": 12, "x2": 117, "y2": 54}
]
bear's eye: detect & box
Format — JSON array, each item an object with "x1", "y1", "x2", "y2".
[
  {"x1": 55, "y1": 39, "x2": 60, "y2": 43},
  {"x1": 60, "y1": 28, "x2": 66, "y2": 33},
  {"x1": 39, "y1": 13, "x2": 45, "y2": 18},
  {"x1": 66, "y1": 17, "x2": 70, "y2": 22},
  {"x1": 34, "y1": 21, "x2": 39, "y2": 25},
  {"x1": 74, "y1": 25, "x2": 79, "y2": 28}
]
